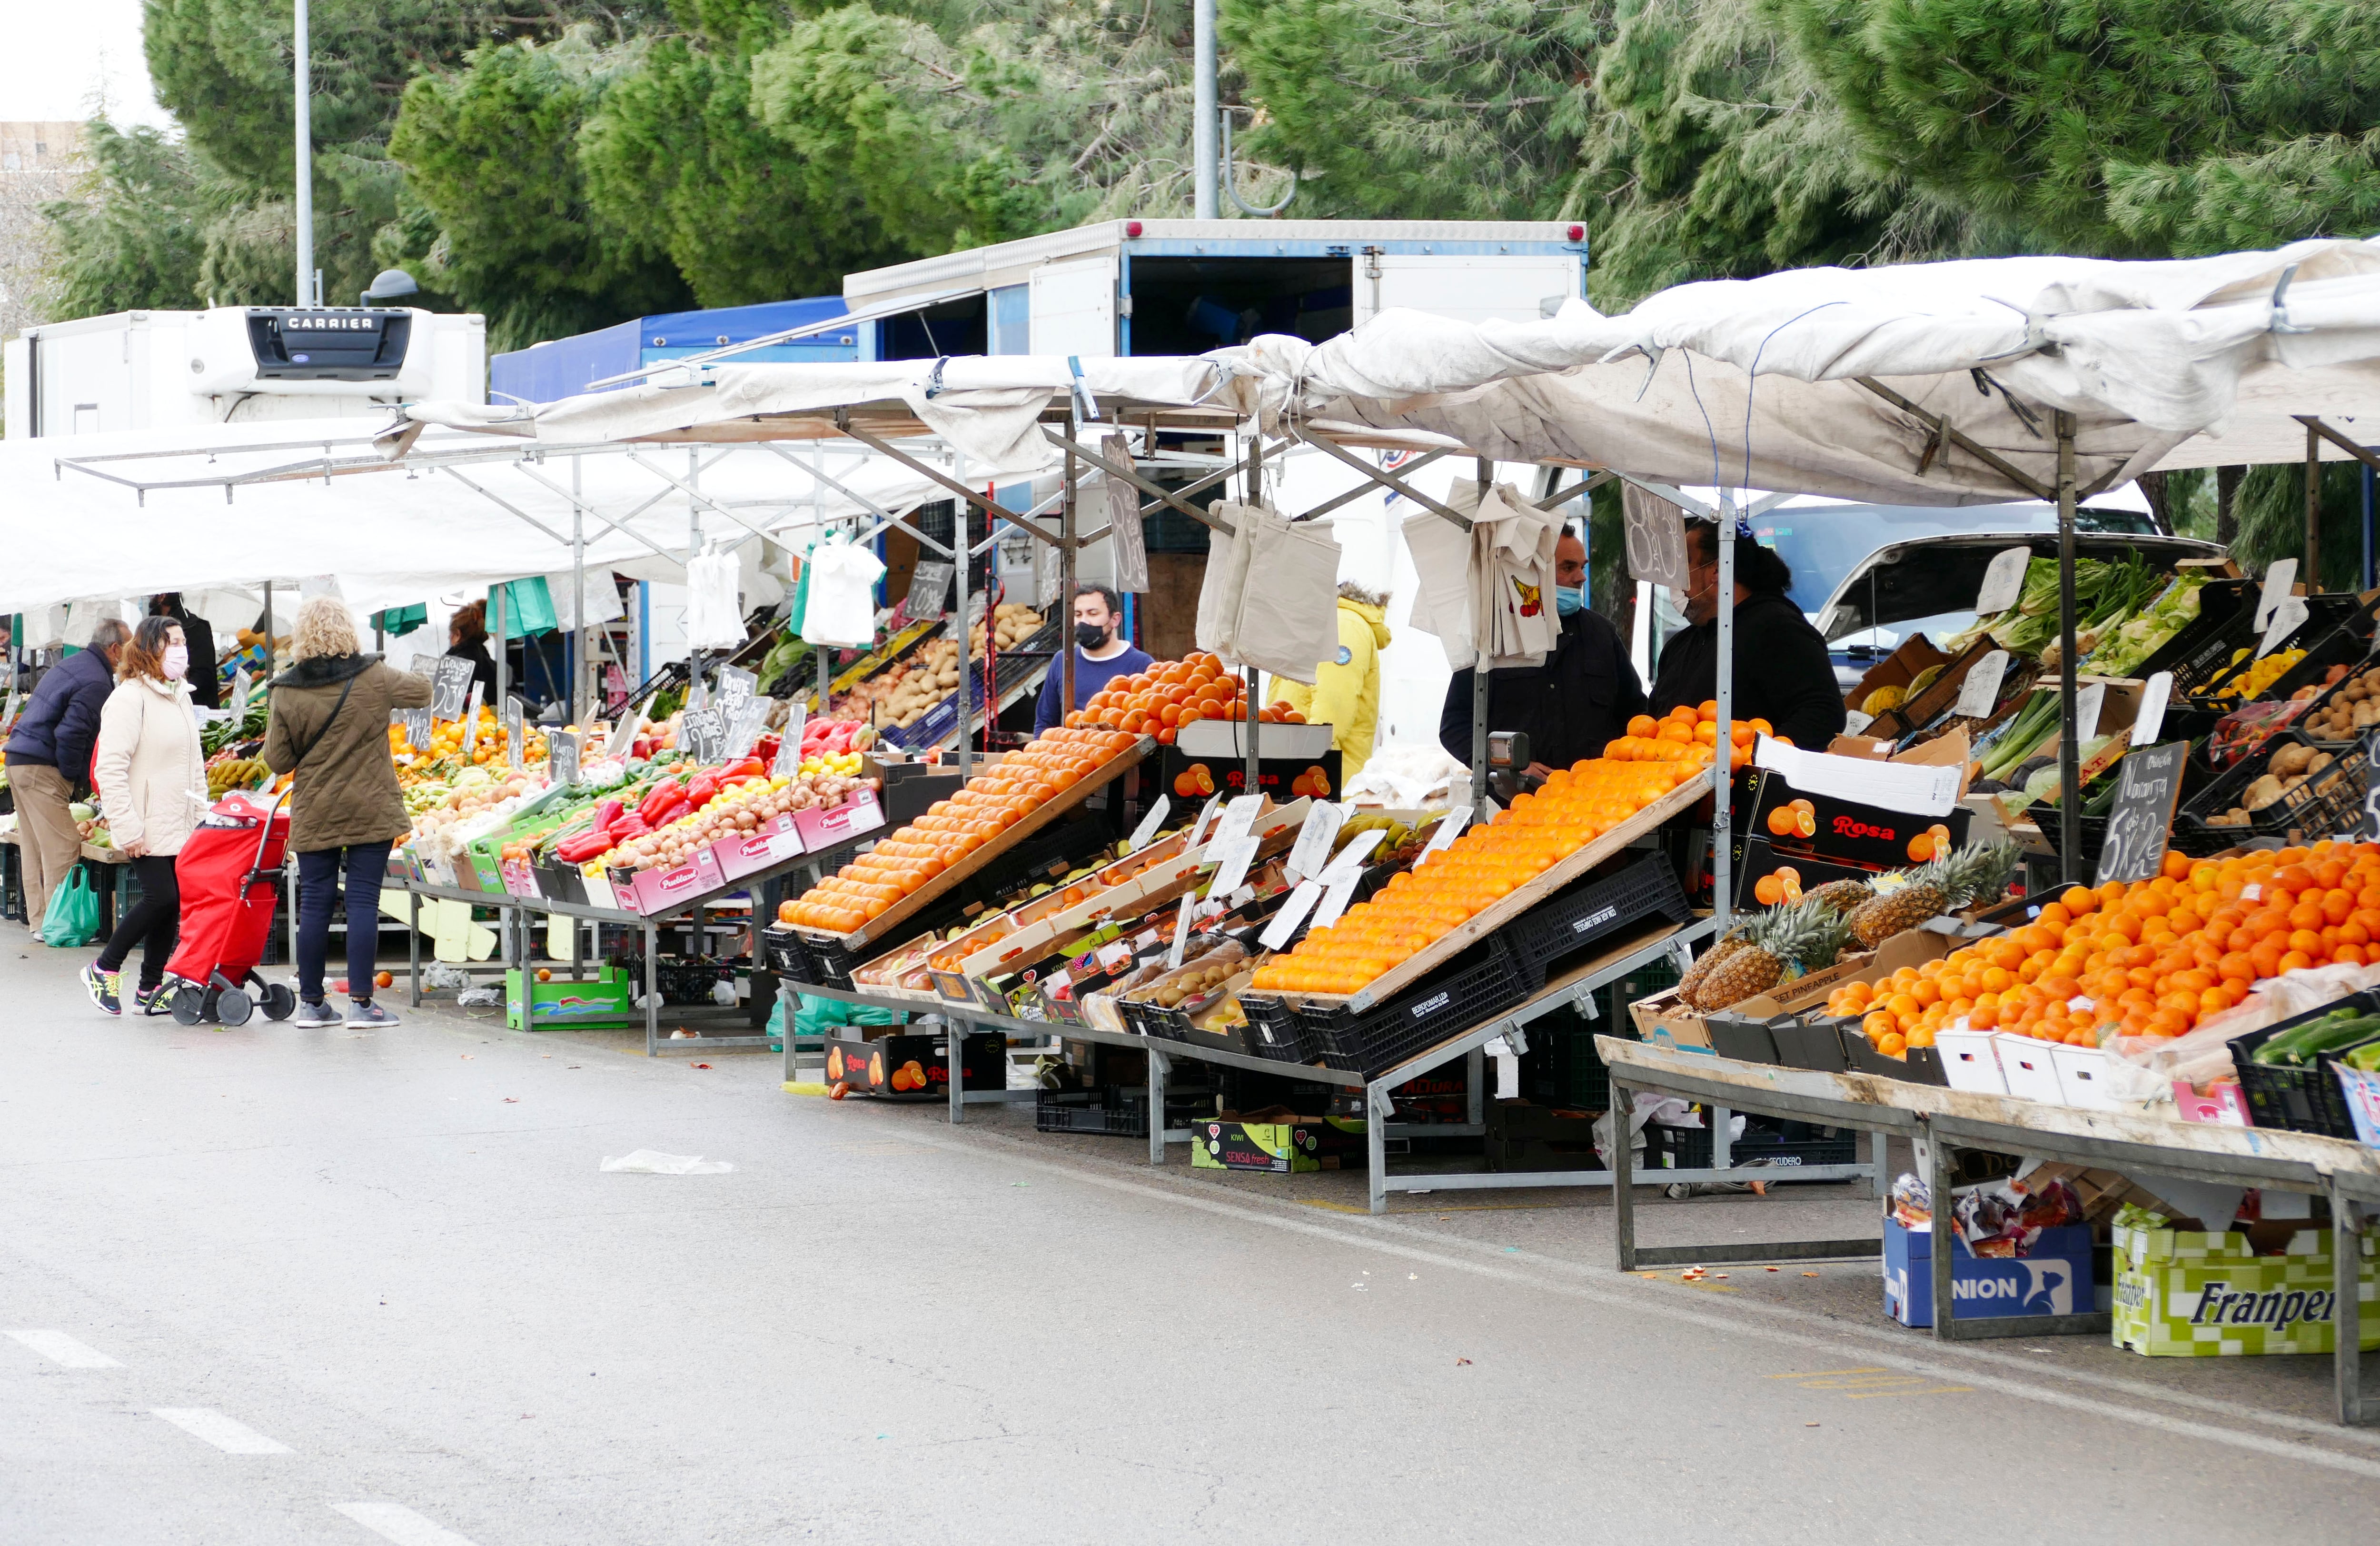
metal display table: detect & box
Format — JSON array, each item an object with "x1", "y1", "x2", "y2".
[
  {"x1": 785, "y1": 913, "x2": 1884, "y2": 1213},
  {"x1": 1599, "y1": 1036, "x2": 2380, "y2": 1427}
]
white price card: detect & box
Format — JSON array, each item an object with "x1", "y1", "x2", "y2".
[
  {"x1": 727, "y1": 697, "x2": 771, "y2": 760},
  {"x1": 1212, "y1": 793, "x2": 1265, "y2": 843},
  {"x1": 2256, "y1": 558, "x2": 2298, "y2": 630},
  {"x1": 549, "y1": 729, "x2": 582, "y2": 788},
  {"x1": 1166, "y1": 893, "x2": 1196, "y2": 969},
  {"x1": 2257, "y1": 595, "x2": 2309, "y2": 658},
  {"x1": 1415, "y1": 807, "x2": 1471, "y2": 866},
  {"x1": 231, "y1": 669, "x2": 252, "y2": 718},
  {"x1": 1184, "y1": 793, "x2": 1225, "y2": 849},
  {"x1": 1125, "y1": 795, "x2": 1170, "y2": 854},
  {"x1": 2073, "y1": 681, "x2": 2106, "y2": 746},
  {"x1": 460, "y1": 683, "x2": 485, "y2": 753},
  {"x1": 1311, "y1": 869, "x2": 1365, "y2": 929},
  {"x1": 606, "y1": 708, "x2": 645, "y2": 763},
  {"x1": 2132, "y1": 672, "x2": 2172, "y2": 746},
  {"x1": 1205, "y1": 833, "x2": 1261, "y2": 898},
  {"x1": 1283, "y1": 802, "x2": 1346, "y2": 881},
  {"x1": 1259, "y1": 880, "x2": 1325, "y2": 950},
  {"x1": 773, "y1": 704, "x2": 806, "y2": 777},
  {"x1": 1321, "y1": 826, "x2": 1387, "y2": 879},
  {"x1": 504, "y1": 695, "x2": 526, "y2": 769},
  {"x1": 1951, "y1": 649, "x2": 2009, "y2": 720},
  {"x1": 1973, "y1": 546, "x2": 2034, "y2": 615}
]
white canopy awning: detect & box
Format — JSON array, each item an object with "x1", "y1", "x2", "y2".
[{"x1": 1212, "y1": 236, "x2": 2380, "y2": 505}]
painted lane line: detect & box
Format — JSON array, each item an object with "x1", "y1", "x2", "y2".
[
  {"x1": 5, "y1": 1330, "x2": 121, "y2": 1368},
  {"x1": 887, "y1": 1125, "x2": 2380, "y2": 1479},
  {"x1": 333, "y1": 1501, "x2": 484, "y2": 1546},
  {"x1": 150, "y1": 1407, "x2": 292, "y2": 1454}
]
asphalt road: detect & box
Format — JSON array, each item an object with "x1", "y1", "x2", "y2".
[{"x1": 5, "y1": 935, "x2": 2380, "y2": 1545}]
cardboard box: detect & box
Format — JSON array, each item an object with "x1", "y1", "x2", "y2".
[
  {"x1": 2173, "y1": 1080, "x2": 2253, "y2": 1127},
  {"x1": 711, "y1": 812, "x2": 806, "y2": 882},
  {"x1": 1159, "y1": 747, "x2": 1342, "y2": 806},
  {"x1": 2113, "y1": 1222, "x2": 2380, "y2": 1356},
  {"x1": 1883, "y1": 1220, "x2": 2095, "y2": 1328},
  {"x1": 503, "y1": 963, "x2": 637, "y2": 1030},
  {"x1": 1632, "y1": 926, "x2": 1954, "y2": 1049},
  {"x1": 1844, "y1": 634, "x2": 1952, "y2": 716},
  {"x1": 1730, "y1": 838, "x2": 1891, "y2": 912},
  {"x1": 1862, "y1": 637, "x2": 2000, "y2": 740},
  {"x1": 618, "y1": 845, "x2": 724, "y2": 915},
  {"x1": 793, "y1": 787, "x2": 885, "y2": 851},
  {"x1": 821, "y1": 1030, "x2": 1005, "y2": 1101},
  {"x1": 1733, "y1": 765, "x2": 1972, "y2": 874},
  {"x1": 1189, "y1": 1115, "x2": 1367, "y2": 1172}
]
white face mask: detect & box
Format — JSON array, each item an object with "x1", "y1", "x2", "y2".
[{"x1": 162, "y1": 644, "x2": 190, "y2": 680}]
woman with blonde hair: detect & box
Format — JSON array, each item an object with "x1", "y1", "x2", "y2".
[
  {"x1": 81, "y1": 614, "x2": 205, "y2": 1015},
  {"x1": 263, "y1": 597, "x2": 432, "y2": 1029}
]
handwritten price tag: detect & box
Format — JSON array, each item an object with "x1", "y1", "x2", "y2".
[
  {"x1": 1259, "y1": 880, "x2": 1325, "y2": 950},
  {"x1": 1126, "y1": 795, "x2": 1170, "y2": 854},
  {"x1": 1973, "y1": 546, "x2": 2033, "y2": 615},
  {"x1": 1283, "y1": 802, "x2": 1345, "y2": 881}
]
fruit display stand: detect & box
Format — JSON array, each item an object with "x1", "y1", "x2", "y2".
[{"x1": 1596, "y1": 1032, "x2": 2380, "y2": 1427}]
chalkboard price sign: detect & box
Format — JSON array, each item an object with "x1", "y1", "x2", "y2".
[
  {"x1": 906, "y1": 560, "x2": 955, "y2": 619},
  {"x1": 2095, "y1": 740, "x2": 2190, "y2": 887},
  {"x1": 398, "y1": 707, "x2": 432, "y2": 753},
  {"x1": 679, "y1": 705, "x2": 728, "y2": 765},
  {"x1": 429, "y1": 656, "x2": 475, "y2": 720}
]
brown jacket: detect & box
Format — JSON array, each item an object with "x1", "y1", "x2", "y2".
[{"x1": 263, "y1": 654, "x2": 432, "y2": 853}]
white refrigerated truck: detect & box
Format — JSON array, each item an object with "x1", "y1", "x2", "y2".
[{"x1": 3, "y1": 306, "x2": 486, "y2": 439}]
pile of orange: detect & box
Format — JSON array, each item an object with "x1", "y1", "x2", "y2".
[
  {"x1": 783, "y1": 727, "x2": 1136, "y2": 933},
  {"x1": 1065, "y1": 653, "x2": 1295, "y2": 744},
  {"x1": 1249, "y1": 757, "x2": 1689, "y2": 995},
  {"x1": 1826, "y1": 840, "x2": 2380, "y2": 1057},
  {"x1": 1604, "y1": 702, "x2": 1777, "y2": 772}
]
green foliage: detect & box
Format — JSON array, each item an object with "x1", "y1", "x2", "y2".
[
  {"x1": 1768, "y1": 0, "x2": 2380, "y2": 255},
  {"x1": 2231, "y1": 461, "x2": 2372, "y2": 593},
  {"x1": 40, "y1": 122, "x2": 210, "y2": 317},
  {"x1": 1223, "y1": 0, "x2": 1600, "y2": 219}
]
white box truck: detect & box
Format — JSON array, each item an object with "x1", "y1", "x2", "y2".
[{"x1": 4, "y1": 306, "x2": 486, "y2": 439}]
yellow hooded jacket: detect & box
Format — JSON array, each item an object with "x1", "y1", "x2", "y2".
[{"x1": 1269, "y1": 598, "x2": 1391, "y2": 783}]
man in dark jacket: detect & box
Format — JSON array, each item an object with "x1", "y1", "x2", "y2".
[
  {"x1": 151, "y1": 595, "x2": 220, "y2": 710},
  {"x1": 4, "y1": 618, "x2": 130, "y2": 929},
  {"x1": 1650, "y1": 522, "x2": 1846, "y2": 751},
  {"x1": 1439, "y1": 529, "x2": 1647, "y2": 776}
]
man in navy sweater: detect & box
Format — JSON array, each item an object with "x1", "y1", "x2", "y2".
[
  {"x1": 5, "y1": 618, "x2": 130, "y2": 929},
  {"x1": 1033, "y1": 585, "x2": 1153, "y2": 735}
]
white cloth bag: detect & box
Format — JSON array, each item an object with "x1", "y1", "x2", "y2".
[
  {"x1": 684, "y1": 544, "x2": 747, "y2": 650},
  {"x1": 1228, "y1": 509, "x2": 1341, "y2": 685},
  {"x1": 798, "y1": 539, "x2": 886, "y2": 649},
  {"x1": 1195, "y1": 500, "x2": 1261, "y2": 658}
]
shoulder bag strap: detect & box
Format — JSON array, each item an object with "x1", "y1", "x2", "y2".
[{"x1": 287, "y1": 673, "x2": 360, "y2": 768}]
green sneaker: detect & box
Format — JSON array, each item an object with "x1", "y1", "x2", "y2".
[{"x1": 82, "y1": 962, "x2": 122, "y2": 1017}]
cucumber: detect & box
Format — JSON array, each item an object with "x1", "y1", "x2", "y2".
[
  {"x1": 2348, "y1": 1040, "x2": 2380, "y2": 1074},
  {"x1": 2257, "y1": 1013, "x2": 2380, "y2": 1067},
  {"x1": 2254, "y1": 1007, "x2": 2367, "y2": 1064}
]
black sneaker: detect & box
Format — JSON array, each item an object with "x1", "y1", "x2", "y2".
[
  {"x1": 133, "y1": 983, "x2": 173, "y2": 1017},
  {"x1": 81, "y1": 962, "x2": 122, "y2": 1017}
]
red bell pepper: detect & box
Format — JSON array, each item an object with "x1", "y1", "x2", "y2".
[
  {"x1": 685, "y1": 772, "x2": 720, "y2": 808},
  {"x1": 636, "y1": 778, "x2": 684, "y2": 823},
  {"x1": 608, "y1": 816, "x2": 650, "y2": 842},
  {"x1": 593, "y1": 797, "x2": 625, "y2": 834},
  {"x1": 557, "y1": 830, "x2": 614, "y2": 864}
]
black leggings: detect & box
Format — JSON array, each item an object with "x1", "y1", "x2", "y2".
[{"x1": 95, "y1": 854, "x2": 179, "y2": 991}]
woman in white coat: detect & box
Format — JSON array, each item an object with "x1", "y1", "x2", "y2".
[{"x1": 82, "y1": 615, "x2": 207, "y2": 1016}]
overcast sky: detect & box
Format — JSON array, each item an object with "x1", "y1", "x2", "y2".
[{"x1": 4, "y1": 0, "x2": 171, "y2": 129}]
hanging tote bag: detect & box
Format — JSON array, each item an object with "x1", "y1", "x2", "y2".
[{"x1": 40, "y1": 866, "x2": 101, "y2": 948}]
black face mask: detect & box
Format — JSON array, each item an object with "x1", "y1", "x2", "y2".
[{"x1": 1076, "y1": 621, "x2": 1109, "y2": 650}]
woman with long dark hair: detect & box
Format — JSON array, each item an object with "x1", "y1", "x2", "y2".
[
  {"x1": 83, "y1": 615, "x2": 206, "y2": 1015},
  {"x1": 1649, "y1": 522, "x2": 1846, "y2": 751}
]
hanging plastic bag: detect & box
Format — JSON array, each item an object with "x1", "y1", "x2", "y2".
[
  {"x1": 40, "y1": 868, "x2": 101, "y2": 948},
  {"x1": 1229, "y1": 510, "x2": 1341, "y2": 684},
  {"x1": 798, "y1": 539, "x2": 886, "y2": 649},
  {"x1": 685, "y1": 544, "x2": 746, "y2": 650}
]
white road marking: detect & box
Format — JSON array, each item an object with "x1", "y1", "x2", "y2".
[
  {"x1": 5, "y1": 1330, "x2": 121, "y2": 1368},
  {"x1": 149, "y1": 1407, "x2": 292, "y2": 1454},
  {"x1": 885, "y1": 1123, "x2": 2380, "y2": 1478},
  {"x1": 333, "y1": 1501, "x2": 484, "y2": 1546}
]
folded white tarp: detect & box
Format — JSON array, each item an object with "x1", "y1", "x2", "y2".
[
  {"x1": 397, "y1": 355, "x2": 1227, "y2": 476},
  {"x1": 1214, "y1": 237, "x2": 2380, "y2": 504},
  {"x1": 0, "y1": 419, "x2": 952, "y2": 615}
]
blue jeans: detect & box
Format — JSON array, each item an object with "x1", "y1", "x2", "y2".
[{"x1": 295, "y1": 842, "x2": 391, "y2": 1004}]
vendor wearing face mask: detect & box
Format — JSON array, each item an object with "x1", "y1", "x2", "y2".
[
  {"x1": 1033, "y1": 583, "x2": 1154, "y2": 735},
  {"x1": 1650, "y1": 521, "x2": 1845, "y2": 752},
  {"x1": 1438, "y1": 527, "x2": 1646, "y2": 778}
]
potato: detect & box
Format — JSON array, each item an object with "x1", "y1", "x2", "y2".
[
  {"x1": 2270, "y1": 743, "x2": 2315, "y2": 777},
  {"x1": 2245, "y1": 773, "x2": 2286, "y2": 811}
]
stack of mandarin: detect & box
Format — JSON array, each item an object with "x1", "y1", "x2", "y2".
[
  {"x1": 1602, "y1": 701, "x2": 1776, "y2": 773},
  {"x1": 783, "y1": 727, "x2": 1138, "y2": 934},
  {"x1": 1248, "y1": 756, "x2": 1691, "y2": 996},
  {"x1": 1063, "y1": 652, "x2": 1294, "y2": 745},
  {"x1": 1825, "y1": 840, "x2": 2380, "y2": 1057}
]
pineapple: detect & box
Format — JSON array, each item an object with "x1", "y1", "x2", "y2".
[
  {"x1": 1845, "y1": 840, "x2": 2022, "y2": 948},
  {"x1": 1805, "y1": 878, "x2": 1874, "y2": 917},
  {"x1": 1695, "y1": 902, "x2": 1838, "y2": 1011},
  {"x1": 1796, "y1": 901, "x2": 1855, "y2": 972},
  {"x1": 1676, "y1": 927, "x2": 1750, "y2": 1004}
]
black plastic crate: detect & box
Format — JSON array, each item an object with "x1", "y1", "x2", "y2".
[
  {"x1": 1504, "y1": 852, "x2": 1690, "y2": 982},
  {"x1": 796, "y1": 930, "x2": 860, "y2": 991},
  {"x1": 761, "y1": 926, "x2": 811, "y2": 981},
  {"x1": 2178, "y1": 728, "x2": 2368, "y2": 849},
  {"x1": 2226, "y1": 992, "x2": 2379, "y2": 1140},
  {"x1": 1241, "y1": 992, "x2": 1309, "y2": 1063},
  {"x1": 2273, "y1": 643, "x2": 2380, "y2": 746},
  {"x1": 1035, "y1": 1086, "x2": 1203, "y2": 1137},
  {"x1": 1292, "y1": 934, "x2": 1536, "y2": 1080},
  {"x1": 1645, "y1": 1119, "x2": 1859, "y2": 1171},
  {"x1": 2173, "y1": 589, "x2": 2360, "y2": 702},
  {"x1": 2256, "y1": 618, "x2": 2375, "y2": 707},
  {"x1": 2127, "y1": 577, "x2": 2252, "y2": 690}
]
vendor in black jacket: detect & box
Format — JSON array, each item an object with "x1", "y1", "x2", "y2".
[
  {"x1": 1650, "y1": 522, "x2": 1845, "y2": 751},
  {"x1": 1439, "y1": 528, "x2": 1646, "y2": 775}
]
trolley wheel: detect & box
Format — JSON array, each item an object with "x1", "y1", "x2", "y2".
[
  {"x1": 216, "y1": 987, "x2": 254, "y2": 1027},
  {"x1": 259, "y1": 982, "x2": 296, "y2": 1022},
  {"x1": 169, "y1": 985, "x2": 205, "y2": 1026}
]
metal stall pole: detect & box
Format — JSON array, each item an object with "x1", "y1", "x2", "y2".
[
  {"x1": 492, "y1": 582, "x2": 507, "y2": 729},
  {"x1": 948, "y1": 1010, "x2": 966, "y2": 1125},
  {"x1": 1926, "y1": 1121, "x2": 1957, "y2": 1341},
  {"x1": 573, "y1": 463, "x2": 587, "y2": 728},
  {"x1": 1713, "y1": 505, "x2": 1735, "y2": 938},
  {"x1": 1146, "y1": 1047, "x2": 1170, "y2": 1166},
  {"x1": 1611, "y1": 1074, "x2": 1637, "y2": 1270},
  {"x1": 644, "y1": 918, "x2": 660, "y2": 1057},
  {"x1": 954, "y1": 467, "x2": 973, "y2": 781},
  {"x1": 2054, "y1": 412, "x2": 2081, "y2": 881},
  {"x1": 2333, "y1": 1178, "x2": 2370, "y2": 1425},
  {"x1": 407, "y1": 888, "x2": 421, "y2": 1006},
  {"x1": 2308, "y1": 420, "x2": 2323, "y2": 591},
  {"x1": 1245, "y1": 434, "x2": 1264, "y2": 792},
  {"x1": 1471, "y1": 458, "x2": 1492, "y2": 816},
  {"x1": 1061, "y1": 442, "x2": 1078, "y2": 727}
]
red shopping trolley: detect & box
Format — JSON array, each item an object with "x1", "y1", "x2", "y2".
[{"x1": 161, "y1": 788, "x2": 298, "y2": 1027}]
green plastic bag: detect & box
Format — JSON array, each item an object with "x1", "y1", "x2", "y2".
[
  {"x1": 492, "y1": 578, "x2": 559, "y2": 638},
  {"x1": 793, "y1": 992, "x2": 901, "y2": 1037},
  {"x1": 786, "y1": 541, "x2": 815, "y2": 641},
  {"x1": 40, "y1": 868, "x2": 100, "y2": 948}
]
